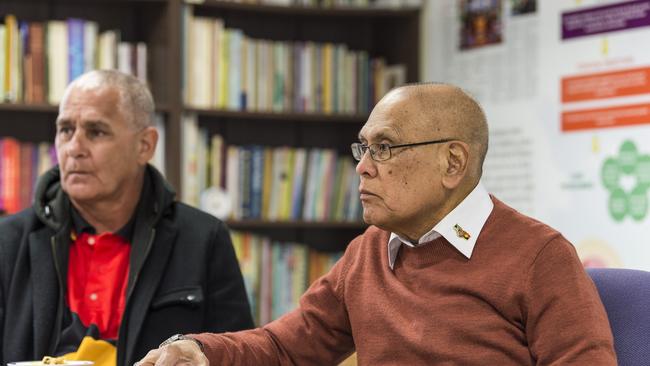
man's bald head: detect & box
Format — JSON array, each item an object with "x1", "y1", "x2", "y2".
[{"x1": 385, "y1": 83, "x2": 489, "y2": 180}]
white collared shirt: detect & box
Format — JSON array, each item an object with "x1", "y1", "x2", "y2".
[{"x1": 387, "y1": 182, "x2": 494, "y2": 270}]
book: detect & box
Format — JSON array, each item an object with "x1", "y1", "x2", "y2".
[
  {"x1": 67, "y1": 18, "x2": 85, "y2": 82},
  {"x1": 47, "y1": 20, "x2": 68, "y2": 104}
]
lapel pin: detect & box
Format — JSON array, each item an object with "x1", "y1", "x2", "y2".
[{"x1": 453, "y1": 224, "x2": 471, "y2": 240}]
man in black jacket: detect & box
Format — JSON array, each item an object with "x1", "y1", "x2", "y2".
[{"x1": 0, "y1": 70, "x2": 254, "y2": 366}]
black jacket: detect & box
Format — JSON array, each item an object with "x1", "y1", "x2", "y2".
[{"x1": 0, "y1": 165, "x2": 254, "y2": 366}]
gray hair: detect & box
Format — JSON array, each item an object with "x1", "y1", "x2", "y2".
[{"x1": 60, "y1": 69, "x2": 155, "y2": 129}]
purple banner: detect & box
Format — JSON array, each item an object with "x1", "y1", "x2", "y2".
[{"x1": 562, "y1": 0, "x2": 650, "y2": 40}]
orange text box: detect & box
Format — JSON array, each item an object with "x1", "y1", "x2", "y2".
[
  {"x1": 562, "y1": 103, "x2": 650, "y2": 131},
  {"x1": 562, "y1": 66, "x2": 650, "y2": 103}
]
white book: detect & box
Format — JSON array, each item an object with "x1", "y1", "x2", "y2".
[
  {"x1": 211, "y1": 18, "x2": 224, "y2": 108},
  {"x1": 83, "y1": 21, "x2": 98, "y2": 72},
  {"x1": 256, "y1": 40, "x2": 268, "y2": 111},
  {"x1": 117, "y1": 42, "x2": 133, "y2": 76},
  {"x1": 190, "y1": 17, "x2": 212, "y2": 108},
  {"x1": 246, "y1": 38, "x2": 256, "y2": 110},
  {"x1": 136, "y1": 42, "x2": 147, "y2": 83},
  {"x1": 47, "y1": 21, "x2": 68, "y2": 104},
  {"x1": 98, "y1": 30, "x2": 117, "y2": 70},
  {"x1": 228, "y1": 29, "x2": 243, "y2": 110}
]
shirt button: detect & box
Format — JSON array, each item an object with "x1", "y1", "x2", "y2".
[
  {"x1": 88, "y1": 237, "x2": 96, "y2": 245},
  {"x1": 89, "y1": 293, "x2": 98, "y2": 301}
]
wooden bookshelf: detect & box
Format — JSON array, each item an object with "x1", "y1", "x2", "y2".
[
  {"x1": 195, "y1": 1, "x2": 420, "y2": 17},
  {"x1": 185, "y1": 107, "x2": 367, "y2": 123},
  {"x1": 0, "y1": 0, "x2": 420, "y2": 250},
  {"x1": 0, "y1": 102, "x2": 170, "y2": 113},
  {"x1": 227, "y1": 219, "x2": 367, "y2": 229}
]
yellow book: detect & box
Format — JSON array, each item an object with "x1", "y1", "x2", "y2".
[
  {"x1": 217, "y1": 30, "x2": 230, "y2": 108},
  {"x1": 4, "y1": 15, "x2": 17, "y2": 101},
  {"x1": 322, "y1": 43, "x2": 333, "y2": 114},
  {"x1": 261, "y1": 147, "x2": 273, "y2": 219},
  {"x1": 279, "y1": 148, "x2": 296, "y2": 220}
]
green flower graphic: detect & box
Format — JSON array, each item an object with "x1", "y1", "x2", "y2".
[{"x1": 601, "y1": 140, "x2": 650, "y2": 222}]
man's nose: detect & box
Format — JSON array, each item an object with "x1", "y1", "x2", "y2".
[
  {"x1": 355, "y1": 149, "x2": 377, "y2": 177},
  {"x1": 66, "y1": 131, "x2": 88, "y2": 158}
]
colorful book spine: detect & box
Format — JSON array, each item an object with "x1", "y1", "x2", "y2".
[{"x1": 67, "y1": 18, "x2": 85, "y2": 82}]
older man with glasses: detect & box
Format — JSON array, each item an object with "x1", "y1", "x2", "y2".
[{"x1": 137, "y1": 83, "x2": 616, "y2": 366}]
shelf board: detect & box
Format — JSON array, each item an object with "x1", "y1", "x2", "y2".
[
  {"x1": 226, "y1": 219, "x2": 367, "y2": 229},
  {"x1": 185, "y1": 107, "x2": 367, "y2": 123},
  {"x1": 0, "y1": 103, "x2": 59, "y2": 113},
  {"x1": 190, "y1": 0, "x2": 420, "y2": 18},
  {"x1": 0, "y1": 102, "x2": 170, "y2": 113}
]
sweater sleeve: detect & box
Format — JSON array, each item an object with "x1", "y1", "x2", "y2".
[
  {"x1": 192, "y1": 240, "x2": 357, "y2": 366},
  {"x1": 524, "y1": 235, "x2": 617, "y2": 365}
]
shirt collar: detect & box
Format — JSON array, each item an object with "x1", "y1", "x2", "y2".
[
  {"x1": 388, "y1": 182, "x2": 494, "y2": 269},
  {"x1": 70, "y1": 207, "x2": 136, "y2": 242},
  {"x1": 69, "y1": 171, "x2": 151, "y2": 242}
]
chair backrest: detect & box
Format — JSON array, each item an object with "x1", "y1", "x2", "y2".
[{"x1": 586, "y1": 268, "x2": 650, "y2": 366}]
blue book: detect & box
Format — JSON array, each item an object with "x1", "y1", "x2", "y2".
[
  {"x1": 250, "y1": 145, "x2": 264, "y2": 219},
  {"x1": 239, "y1": 146, "x2": 252, "y2": 219},
  {"x1": 67, "y1": 18, "x2": 85, "y2": 82}
]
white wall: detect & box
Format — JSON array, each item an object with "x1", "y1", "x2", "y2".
[{"x1": 421, "y1": 0, "x2": 650, "y2": 270}]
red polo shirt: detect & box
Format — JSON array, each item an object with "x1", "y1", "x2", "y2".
[{"x1": 67, "y1": 230, "x2": 131, "y2": 339}]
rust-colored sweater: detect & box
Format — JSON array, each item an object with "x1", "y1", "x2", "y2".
[{"x1": 193, "y1": 198, "x2": 616, "y2": 365}]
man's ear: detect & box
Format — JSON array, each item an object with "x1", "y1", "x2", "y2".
[
  {"x1": 137, "y1": 126, "x2": 159, "y2": 165},
  {"x1": 441, "y1": 141, "x2": 469, "y2": 189}
]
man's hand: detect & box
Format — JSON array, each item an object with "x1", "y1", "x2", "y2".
[{"x1": 135, "y1": 340, "x2": 208, "y2": 366}]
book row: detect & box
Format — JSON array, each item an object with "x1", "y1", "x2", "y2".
[
  {"x1": 0, "y1": 138, "x2": 56, "y2": 214},
  {"x1": 183, "y1": 9, "x2": 406, "y2": 114},
  {"x1": 182, "y1": 116, "x2": 363, "y2": 222},
  {"x1": 0, "y1": 15, "x2": 147, "y2": 104},
  {"x1": 231, "y1": 230, "x2": 343, "y2": 325}
]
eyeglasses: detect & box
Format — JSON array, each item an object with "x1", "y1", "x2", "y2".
[{"x1": 351, "y1": 138, "x2": 457, "y2": 162}]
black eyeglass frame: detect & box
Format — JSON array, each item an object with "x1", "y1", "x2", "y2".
[{"x1": 351, "y1": 138, "x2": 459, "y2": 162}]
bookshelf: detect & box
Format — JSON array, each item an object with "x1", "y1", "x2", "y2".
[
  {"x1": 0, "y1": 0, "x2": 420, "y2": 362},
  {"x1": 0, "y1": 0, "x2": 420, "y2": 257},
  {"x1": 181, "y1": 1, "x2": 420, "y2": 252}
]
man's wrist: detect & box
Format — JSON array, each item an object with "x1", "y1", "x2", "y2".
[{"x1": 159, "y1": 333, "x2": 205, "y2": 353}]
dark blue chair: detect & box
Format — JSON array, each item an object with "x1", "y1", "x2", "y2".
[{"x1": 587, "y1": 268, "x2": 650, "y2": 366}]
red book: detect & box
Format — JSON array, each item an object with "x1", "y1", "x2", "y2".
[
  {"x1": 1, "y1": 138, "x2": 21, "y2": 214},
  {"x1": 29, "y1": 22, "x2": 46, "y2": 104}
]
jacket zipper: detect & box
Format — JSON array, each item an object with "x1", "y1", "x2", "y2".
[
  {"x1": 49, "y1": 236, "x2": 64, "y2": 356},
  {"x1": 117, "y1": 228, "x2": 156, "y2": 366}
]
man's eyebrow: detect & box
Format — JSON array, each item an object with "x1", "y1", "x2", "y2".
[
  {"x1": 84, "y1": 120, "x2": 111, "y2": 129},
  {"x1": 359, "y1": 131, "x2": 395, "y2": 143},
  {"x1": 56, "y1": 119, "x2": 69, "y2": 127}
]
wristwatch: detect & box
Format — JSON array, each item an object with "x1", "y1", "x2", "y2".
[{"x1": 159, "y1": 333, "x2": 205, "y2": 352}]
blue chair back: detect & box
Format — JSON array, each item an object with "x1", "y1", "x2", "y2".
[{"x1": 587, "y1": 268, "x2": 650, "y2": 366}]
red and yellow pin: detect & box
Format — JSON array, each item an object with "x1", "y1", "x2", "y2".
[{"x1": 453, "y1": 224, "x2": 471, "y2": 240}]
